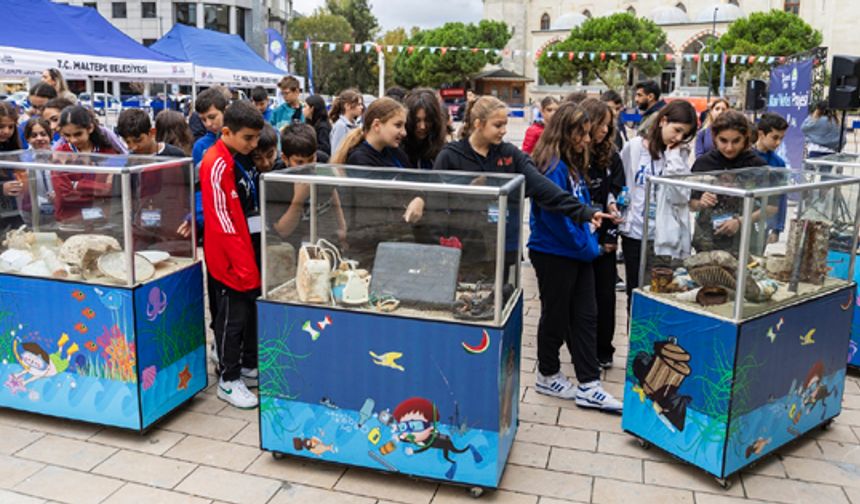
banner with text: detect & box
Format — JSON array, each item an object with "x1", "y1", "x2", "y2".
[{"x1": 768, "y1": 59, "x2": 813, "y2": 171}]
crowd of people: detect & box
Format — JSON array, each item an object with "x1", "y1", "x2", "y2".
[{"x1": 0, "y1": 69, "x2": 823, "y2": 413}]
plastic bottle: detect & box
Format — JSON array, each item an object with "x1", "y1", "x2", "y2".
[{"x1": 617, "y1": 186, "x2": 630, "y2": 213}]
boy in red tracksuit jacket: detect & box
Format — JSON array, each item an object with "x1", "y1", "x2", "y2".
[{"x1": 200, "y1": 101, "x2": 264, "y2": 409}]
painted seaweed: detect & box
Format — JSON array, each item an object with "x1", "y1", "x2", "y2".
[
  {"x1": 259, "y1": 319, "x2": 309, "y2": 440},
  {"x1": 145, "y1": 301, "x2": 205, "y2": 369},
  {"x1": 75, "y1": 324, "x2": 137, "y2": 383}
]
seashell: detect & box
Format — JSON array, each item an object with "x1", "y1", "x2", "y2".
[
  {"x1": 58, "y1": 234, "x2": 121, "y2": 266},
  {"x1": 142, "y1": 365, "x2": 157, "y2": 391},
  {"x1": 689, "y1": 265, "x2": 737, "y2": 289}
]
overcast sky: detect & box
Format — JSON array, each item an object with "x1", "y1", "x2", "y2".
[{"x1": 292, "y1": 0, "x2": 484, "y2": 33}]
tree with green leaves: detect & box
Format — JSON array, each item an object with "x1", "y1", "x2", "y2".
[
  {"x1": 391, "y1": 20, "x2": 511, "y2": 88},
  {"x1": 287, "y1": 12, "x2": 354, "y2": 95},
  {"x1": 377, "y1": 27, "x2": 418, "y2": 89},
  {"x1": 707, "y1": 9, "x2": 822, "y2": 91},
  {"x1": 537, "y1": 13, "x2": 666, "y2": 89},
  {"x1": 326, "y1": 0, "x2": 380, "y2": 93}
]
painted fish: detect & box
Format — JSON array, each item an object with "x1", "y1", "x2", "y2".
[
  {"x1": 776, "y1": 317, "x2": 784, "y2": 331},
  {"x1": 369, "y1": 351, "x2": 404, "y2": 371},
  {"x1": 74, "y1": 322, "x2": 88, "y2": 334},
  {"x1": 800, "y1": 329, "x2": 816, "y2": 346},
  {"x1": 766, "y1": 327, "x2": 777, "y2": 343},
  {"x1": 745, "y1": 437, "x2": 771, "y2": 458},
  {"x1": 302, "y1": 321, "x2": 320, "y2": 341},
  {"x1": 81, "y1": 308, "x2": 96, "y2": 320},
  {"x1": 317, "y1": 315, "x2": 333, "y2": 330},
  {"x1": 84, "y1": 341, "x2": 97, "y2": 352},
  {"x1": 71, "y1": 290, "x2": 85, "y2": 301}
]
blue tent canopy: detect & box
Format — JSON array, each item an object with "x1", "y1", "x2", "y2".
[
  {"x1": 151, "y1": 24, "x2": 288, "y2": 88},
  {"x1": 0, "y1": 0, "x2": 192, "y2": 81}
]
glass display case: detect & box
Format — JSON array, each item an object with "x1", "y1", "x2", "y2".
[
  {"x1": 623, "y1": 165, "x2": 859, "y2": 483},
  {"x1": 637, "y1": 166, "x2": 860, "y2": 321},
  {"x1": 260, "y1": 164, "x2": 525, "y2": 326},
  {"x1": 0, "y1": 150, "x2": 205, "y2": 431},
  {"x1": 257, "y1": 165, "x2": 525, "y2": 490},
  {"x1": 0, "y1": 150, "x2": 196, "y2": 285}
]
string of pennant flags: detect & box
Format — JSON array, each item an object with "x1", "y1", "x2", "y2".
[{"x1": 287, "y1": 39, "x2": 788, "y2": 66}]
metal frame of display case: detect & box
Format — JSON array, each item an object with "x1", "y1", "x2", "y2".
[
  {"x1": 0, "y1": 151, "x2": 196, "y2": 287},
  {"x1": 640, "y1": 167, "x2": 860, "y2": 321},
  {"x1": 260, "y1": 165, "x2": 527, "y2": 327}
]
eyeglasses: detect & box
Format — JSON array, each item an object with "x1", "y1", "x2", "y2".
[
  {"x1": 395, "y1": 420, "x2": 432, "y2": 433},
  {"x1": 28, "y1": 131, "x2": 50, "y2": 138}
]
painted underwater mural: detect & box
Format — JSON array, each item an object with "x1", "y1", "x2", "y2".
[
  {"x1": 0, "y1": 263, "x2": 205, "y2": 430},
  {"x1": 623, "y1": 287, "x2": 852, "y2": 478},
  {"x1": 826, "y1": 250, "x2": 860, "y2": 367},
  {"x1": 257, "y1": 297, "x2": 522, "y2": 488}
]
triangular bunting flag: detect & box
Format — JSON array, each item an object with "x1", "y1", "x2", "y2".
[
  {"x1": 621, "y1": 53, "x2": 628, "y2": 62},
  {"x1": 693, "y1": 54, "x2": 700, "y2": 63},
  {"x1": 472, "y1": 48, "x2": 479, "y2": 54},
  {"x1": 343, "y1": 43, "x2": 351, "y2": 52},
  {"x1": 568, "y1": 52, "x2": 574, "y2": 61},
  {"x1": 665, "y1": 53, "x2": 673, "y2": 62},
  {"x1": 441, "y1": 47, "x2": 448, "y2": 56},
  {"x1": 407, "y1": 46, "x2": 414, "y2": 55},
  {"x1": 600, "y1": 52, "x2": 606, "y2": 61},
  {"x1": 589, "y1": 52, "x2": 596, "y2": 61},
  {"x1": 748, "y1": 56, "x2": 756, "y2": 64},
  {"x1": 292, "y1": 41, "x2": 300, "y2": 50},
  {"x1": 328, "y1": 43, "x2": 336, "y2": 52},
  {"x1": 631, "y1": 52, "x2": 637, "y2": 61}
]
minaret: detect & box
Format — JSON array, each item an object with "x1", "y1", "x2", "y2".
[{"x1": 482, "y1": 0, "x2": 529, "y2": 76}]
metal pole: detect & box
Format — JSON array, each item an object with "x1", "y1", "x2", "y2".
[
  {"x1": 122, "y1": 173, "x2": 135, "y2": 287},
  {"x1": 189, "y1": 163, "x2": 197, "y2": 262},
  {"x1": 309, "y1": 183, "x2": 318, "y2": 242},
  {"x1": 260, "y1": 175, "x2": 268, "y2": 299},
  {"x1": 638, "y1": 179, "x2": 653, "y2": 290},
  {"x1": 706, "y1": 6, "x2": 717, "y2": 103},
  {"x1": 378, "y1": 47, "x2": 385, "y2": 98},
  {"x1": 494, "y1": 194, "x2": 508, "y2": 325},
  {"x1": 733, "y1": 196, "x2": 754, "y2": 321},
  {"x1": 516, "y1": 182, "x2": 525, "y2": 292}
]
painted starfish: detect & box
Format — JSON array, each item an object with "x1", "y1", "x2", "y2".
[
  {"x1": 5, "y1": 374, "x2": 26, "y2": 394},
  {"x1": 177, "y1": 364, "x2": 192, "y2": 390}
]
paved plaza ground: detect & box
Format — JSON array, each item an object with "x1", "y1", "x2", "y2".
[{"x1": 0, "y1": 121, "x2": 859, "y2": 503}]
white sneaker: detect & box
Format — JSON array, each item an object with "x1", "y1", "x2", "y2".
[
  {"x1": 535, "y1": 371, "x2": 578, "y2": 399},
  {"x1": 241, "y1": 367, "x2": 258, "y2": 388},
  {"x1": 575, "y1": 381, "x2": 623, "y2": 413},
  {"x1": 217, "y1": 378, "x2": 258, "y2": 409}
]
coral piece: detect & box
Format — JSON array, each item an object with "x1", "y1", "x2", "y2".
[{"x1": 58, "y1": 234, "x2": 121, "y2": 268}]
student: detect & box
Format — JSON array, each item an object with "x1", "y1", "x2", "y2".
[
  {"x1": 273, "y1": 124, "x2": 346, "y2": 246},
  {"x1": 690, "y1": 110, "x2": 769, "y2": 254},
  {"x1": 0, "y1": 102, "x2": 24, "y2": 233},
  {"x1": 580, "y1": 98, "x2": 624, "y2": 369},
  {"x1": 41, "y1": 68, "x2": 77, "y2": 103},
  {"x1": 20, "y1": 83, "x2": 57, "y2": 125},
  {"x1": 433, "y1": 96, "x2": 609, "y2": 227},
  {"x1": 116, "y1": 109, "x2": 185, "y2": 157},
  {"x1": 619, "y1": 100, "x2": 698, "y2": 311},
  {"x1": 155, "y1": 110, "x2": 195, "y2": 156},
  {"x1": 200, "y1": 100, "x2": 264, "y2": 409},
  {"x1": 271, "y1": 76, "x2": 303, "y2": 131},
  {"x1": 522, "y1": 96, "x2": 559, "y2": 155},
  {"x1": 333, "y1": 97, "x2": 412, "y2": 170},
  {"x1": 42, "y1": 97, "x2": 74, "y2": 145},
  {"x1": 634, "y1": 80, "x2": 666, "y2": 135},
  {"x1": 250, "y1": 86, "x2": 273, "y2": 124},
  {"x1": 753, "y1": 113, "x2": 790, "y2": 242},
  {"x1": 303, "y1": 95, "x2": 332, "y2": 156},
  {"x1": 384, "y1": 86, "x2": 407, "y2": 103},
  {"x1": 23, "y1": 118, "x2": 52, "y2": 151},
  {"x1": 329, "y1": 89, "x2": 363, "y2": 156},
  {"x1": 527, "y1": 102, "x2": 622, "y2": 412},
  {"x1": 802, "y1": 101, "x2": 842, "y2": 158},
  {"x1": 601, "y1": 89, "x2": 627, "y2": 149},
  {"x1": 403, "y1": 88, "x2": 447, "y2": 169},
  {"x1": 18, "y1": 118, "x2": 54, "y2": 227},
  {"x1": 52, "y1": 106, "x2": 119, "y2": 224},
  {"x1": 695, "y1": 97, "x2": 730, "y2": 158},
  {"x1": 192, "y1": 87, "x2": 230, "y2": 169}
]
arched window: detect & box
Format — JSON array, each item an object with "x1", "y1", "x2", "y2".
[
  {"x1": 675, "y1": 2, "x2": 687, "y2": 13},
  {"x1": 784, "y1": 0, "x2": 800, "y2": 14},
  {"x1": 582, "y1": 9, "x2": 592, "y2": 18},
  {"x1": 540, "y1": 13, "x2": 551, "y2": 30},
  {"x1": 627, "y1": 6, "x2": 637, "y2": 16}
]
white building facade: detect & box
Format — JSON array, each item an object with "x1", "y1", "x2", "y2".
[{"x1": 483, "y1": 0, "x2": 858, "y2": 102}]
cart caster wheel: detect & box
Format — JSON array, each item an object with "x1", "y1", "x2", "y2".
[
  {"x1": 469, "y1": 487, "x2": 484, "y2": 498},
  {"x1": 715, "y1": 477, "x2": 732, "y2": 490},
  {"x1": 637, "y1": 438, "x2": 652, "y2": 450},
  {"x1": 272, "y1": 451, "x2": 285, "y2": 460},
  {"x1": 821, "y1": 419, "x2": 834, "y2": 431}
]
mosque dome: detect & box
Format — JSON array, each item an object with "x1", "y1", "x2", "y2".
[
  {"x1": 649, "y1": 6, "x2": 690, "y2": 25},
  {"x1": 695, "y1": 3, "x2": 744, "y2": 23},
  {"x1": 552, "y1": 12, "x2": 588, "y2": 30}
]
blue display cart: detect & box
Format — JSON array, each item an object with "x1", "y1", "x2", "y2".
[
  {"x1": 257, "y1": 297, "x2": 522, "y2": 491},
  {"x1": 0, "y1": 264, "x2": 206, "y2": 431},
  {"x1": 828, "y1": 251, "x2": 860, "y2": 367},
  {"x1": 624, "y1": 287, "x2": 853, "y2": 483}
]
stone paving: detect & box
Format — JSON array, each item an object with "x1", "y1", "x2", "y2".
[{"x1": 0, "y1": 121, "x2": 859, "y2": 503}]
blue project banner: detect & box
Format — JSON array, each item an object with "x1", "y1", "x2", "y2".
[
  {"x1": 266, "y1": 28, "x2": 288, "y2": 72},
  {"x1": 768, "y1": 59, "x2": 813, "y2": 171}
]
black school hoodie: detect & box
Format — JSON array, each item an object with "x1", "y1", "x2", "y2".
[
  {"x1": 433, "y1": 139, "x2": 596, "y2": 224},
  {"x1": 588, "y1": 151, "x2": 625, "y2": 245}
]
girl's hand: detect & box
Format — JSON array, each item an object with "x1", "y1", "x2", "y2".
[
  {"x1": 3, "y1": 180, "x2": 23, "y2": 197},
  {"x1": 699, "y1": 192, "x2": 718, "y2": 208},
  {"x1": 607, "y1": 202, "x2": 623, "y2": 223},
  {"x1": 403, "y1": 197, "x2": 425, "y2": 223},
  {"x1": 591, "y1": 211, "x2": 613, "y2": 228},
  {"x1": 715, "y1": 216, "x2": 740, "y2": 236},
  {"x1": 176, "y1": 220, "x2": 191, "y2": 238}
]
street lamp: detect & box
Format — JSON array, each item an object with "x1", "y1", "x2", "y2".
[{"x1": 706, "y1": 6, "x2": 718, "y2": 103}]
